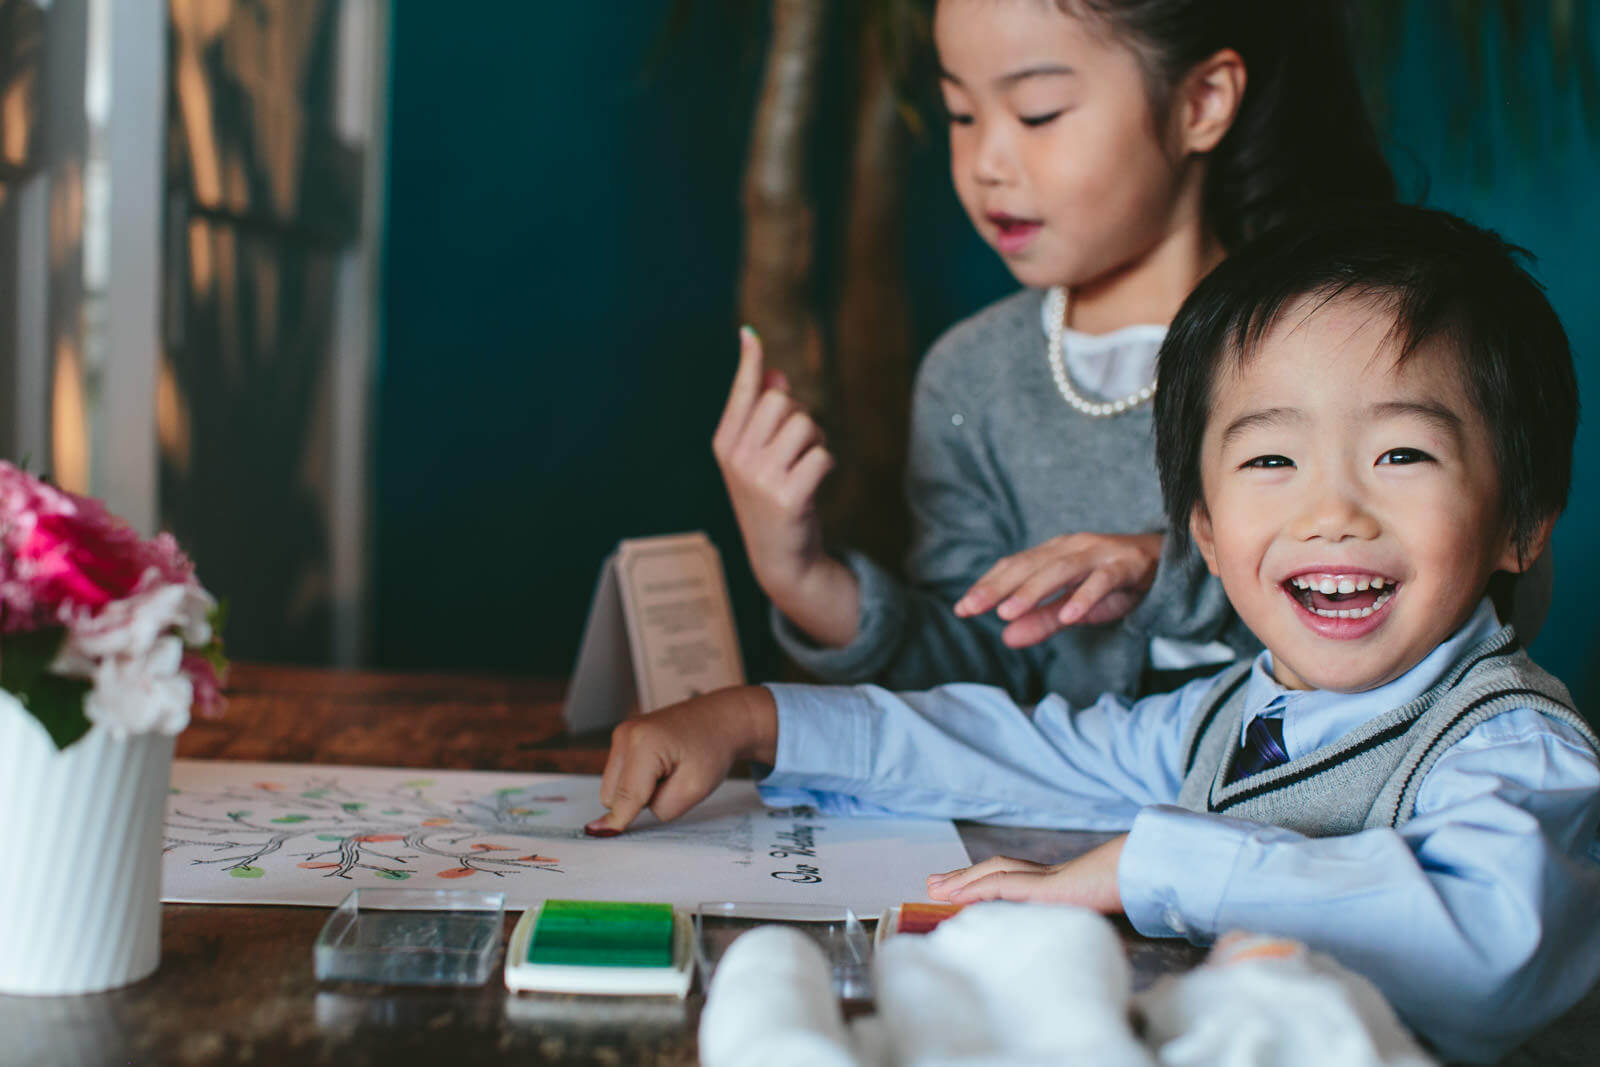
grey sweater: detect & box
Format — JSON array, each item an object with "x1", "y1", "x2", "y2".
[
  {"x1": 1175, "y1": 627, "x2": 1597, "y2": 833},
  {"x1": 773, "y1": 288, "x2": 1257, "y2": 706}
]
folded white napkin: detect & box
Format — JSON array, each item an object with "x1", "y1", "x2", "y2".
[
  {"x1": 1139, "y1": 932, "x2": 1436, "y2": 1067},
  {"x1": 698, "y1": 924, "x2": 856, "y2": 1067},
  {"x1": 697, "y1": 906, "x2": 1436, "y2": 1067}
]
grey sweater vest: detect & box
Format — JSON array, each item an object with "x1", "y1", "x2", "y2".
[{"x1": 1175, "y1": 628, "x2": 1598, "y2": 834}]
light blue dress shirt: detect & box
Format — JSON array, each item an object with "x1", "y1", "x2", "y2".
[{"x1": 760, "y1": 600, "x2": 1600, "y2": 1063}]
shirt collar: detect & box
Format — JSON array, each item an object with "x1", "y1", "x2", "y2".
[
  {"x1": 1238, "y1": 598, "x2": 1505, "y2": 756},
  {"x1": 1036, "y1": 293, "x2": 1166, "y2": 399}
]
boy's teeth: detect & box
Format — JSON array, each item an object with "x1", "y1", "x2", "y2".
[
  {"x1": 1304, "y1": 589, "x2": 1394, "y2": 619},
  {"x1": 1288, "y1": 574, "x2": 1393, "y2": 592}
]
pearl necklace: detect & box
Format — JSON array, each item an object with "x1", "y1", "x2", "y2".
[{"x1": 1044, "y1": 285, "x2": 1156, "y2": 417}]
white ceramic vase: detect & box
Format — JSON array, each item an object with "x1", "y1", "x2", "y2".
[{"x1": 0, "y1": 691, "x2": 175, "y2": 995}]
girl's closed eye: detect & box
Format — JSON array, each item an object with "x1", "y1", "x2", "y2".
[
  {"x1": 1241, "y1": 454, "x2": 1294, "y2": 470},
  {"x1": 1377, "y1": 447, "x2": 1434, "y2": 465},
  {"x1": 1019, "y1": 109, "x2": 1065, "y2": 128}
]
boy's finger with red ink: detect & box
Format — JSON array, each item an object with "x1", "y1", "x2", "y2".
[{"x1": 589, "y1": 722, "x2": 671, "y2": 835}]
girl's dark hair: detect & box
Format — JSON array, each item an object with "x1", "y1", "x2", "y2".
[
  {"x1": 1154, "y1": 202, "x2": 1578, "y2": 565},
  {"x1": 1062, "y1": 0, "x2": 1396, "y2": 248}
]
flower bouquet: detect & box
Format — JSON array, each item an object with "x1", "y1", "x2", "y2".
[{"x1": 0, "y1": 461, "x2": 226, "y2": 995}]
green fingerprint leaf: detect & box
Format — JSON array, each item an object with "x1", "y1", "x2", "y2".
[
  {"x1": 230, "y1": 866, "x2": 264, "y2": 879},
  {"x1": 375, "y1": 870, "x2": 411, "y2": 881},
  {"x1": 316, "y1": 834, "x2": 345, "y2": 842},
  {"x1": 271, "y1": 814, "x2": 310, "y2": 824},
  {"x1": 341, "y1": 802, "x2": 366, "y2": 812}
]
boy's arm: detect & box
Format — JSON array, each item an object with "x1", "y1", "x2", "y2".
[
  {"x1": 1118, "y1": 710, "x2": 1600, "y2": 1063},
  {"x1": 584, "y1": 686, "x2": 778, "y2": 834},
  {"x1": 756, "y1": 673, "x2": 1218, "y2": 826}
]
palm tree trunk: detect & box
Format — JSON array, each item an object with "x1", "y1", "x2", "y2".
[
  {"x1": 738, "y1": 0, "x2": 828, "y2": 413},
  {"x1": 825, "y1": 18, "x2": 910, "y2": 566}
]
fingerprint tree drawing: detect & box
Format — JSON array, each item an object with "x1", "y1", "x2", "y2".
[{"x1": 163, "y1": 775, "x2": 574, "y2": 883}]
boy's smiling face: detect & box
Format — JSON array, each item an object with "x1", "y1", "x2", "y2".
[{"x1": 1190, "y1": 293, "x2": 1535, "y2": 693}]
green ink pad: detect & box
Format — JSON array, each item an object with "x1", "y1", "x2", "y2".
[
  {"x1": 529, "y1": 899, "x2": 674, "y2": 967},
  {"x1": 505, "y1": 900, "x2": 692, "y2": 997}
]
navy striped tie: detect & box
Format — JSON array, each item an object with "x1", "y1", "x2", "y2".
[{"x1": 1228, "y1": 715, "x2": 1290, "y2": 783}]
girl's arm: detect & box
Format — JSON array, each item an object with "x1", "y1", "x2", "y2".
[
  {"x1": 714, "y1": 328, "x2": 860, "y2": 647},
  {"x1": 770, "y1": 351, "x2": 1053, "y2": 697}
]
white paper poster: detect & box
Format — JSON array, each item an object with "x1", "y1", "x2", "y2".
[{"x1": 162, "y1": 760, "x2": 969, "y2": 918}]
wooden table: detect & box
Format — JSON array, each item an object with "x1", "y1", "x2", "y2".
[{"x1": 2, "y1": 664, "x2": 1594, "y2": 1065}]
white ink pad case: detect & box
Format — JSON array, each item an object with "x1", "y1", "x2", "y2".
[
  {"x1": 313, "y1": 888, "x2": 505, "y2": 986},
  {"x1": 693, "y1": 902, "x2": 871, "y2": 999}
]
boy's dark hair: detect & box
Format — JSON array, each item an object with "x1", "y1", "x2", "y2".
[
  {"x1": 1155, "y1": 201, "x2": 1579, "y2": 563},
  {"x1": 1060, "y1": 0, "x2": 1396, "y2": 247}
]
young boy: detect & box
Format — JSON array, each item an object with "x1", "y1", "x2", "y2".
[{"x1": 585, "y1": 204, "x2": 1600, "y2": 1063}]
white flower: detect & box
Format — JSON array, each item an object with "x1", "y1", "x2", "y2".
[
  {"x1": 81, "y1": 635, "x2": 194, "y2": 737},
  {"x1": 54, "y1": 579, "x2": 215, "y2": 675}
]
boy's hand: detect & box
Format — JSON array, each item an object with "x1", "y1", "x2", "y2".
[
  {"x1": 924, "y1": 835, "x2": 1128, "y2": 914},
  {"x1": 953, "y1": 532, "x2": 1164, "y2": 647},
  {"x1": 585, "y1": 685, "x2": 780, "y2": 835},
  {"x1": 713, "y1": 328, "x2": 832, "y2": 592}
]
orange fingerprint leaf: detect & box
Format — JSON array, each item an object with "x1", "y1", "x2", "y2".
[
  {"x1": 469, "y1": 843, "x2": 509, "y2": 851},
  {"x1": 298, "y1": 862, "x2": 341, "y2": 869},
  {"x1": 437, "y1": 867, "x2": 475, "y2": 879},
  {"x1": 517, "y1": 855, "x2": 558, "y2": 863},
  {"x1": 354, "y1": 833, "x2": 406, "y2": 843},
  {"x1": 421, "y1": 818, "x2": 452, "y2": 827},
  {"x1": 254, "y1": 782, "x2": 284, "y2": 791}
]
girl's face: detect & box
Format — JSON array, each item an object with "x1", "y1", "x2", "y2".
[{"x1": 934, "y1": 0, "x2": 1193, "y2": 292}]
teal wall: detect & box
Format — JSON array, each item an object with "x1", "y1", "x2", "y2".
[
  {"x1": 1374, "y1": 6, "x2": 1600, "y2": 709},
  {"x1": 379, "y1": 6, "x2": 1599, "y2": 710}
]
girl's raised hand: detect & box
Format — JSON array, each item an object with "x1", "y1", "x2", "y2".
[
  {"x1": 924, "y1": 836, "x2": 1127, "y2": 914},
  {"x1": 953, "y1": 532, "x2": 1165, "y2": 648},
  {"x1": 712, "y1": 327, "x2": 838, "y2": 612}
]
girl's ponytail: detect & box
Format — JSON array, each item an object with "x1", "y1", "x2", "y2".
[{"x1": 1067, "y1": 0, "x2": 1395, "y2": 247}]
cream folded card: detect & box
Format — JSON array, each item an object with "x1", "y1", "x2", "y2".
[{"x1": 565, "y1": 532, "x2": 745, "y2": 731}]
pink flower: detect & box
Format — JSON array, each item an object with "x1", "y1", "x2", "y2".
[
  {"x1": 16, "y1": 512, "x2": 146, "y2": 610},
  {"x1": 0, "y1": 462, "x2": 226, "y2": 741},
  {"x1": 181, "y1": 649, "x2": 227, "y2": 720},
  {"x1": 0, "y1": 463, "x2": 195, "y2": 629}
]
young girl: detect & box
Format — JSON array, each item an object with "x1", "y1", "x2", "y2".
[{"x1": 713, "y1": 0, "x2": 1395, "y2": 705}]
